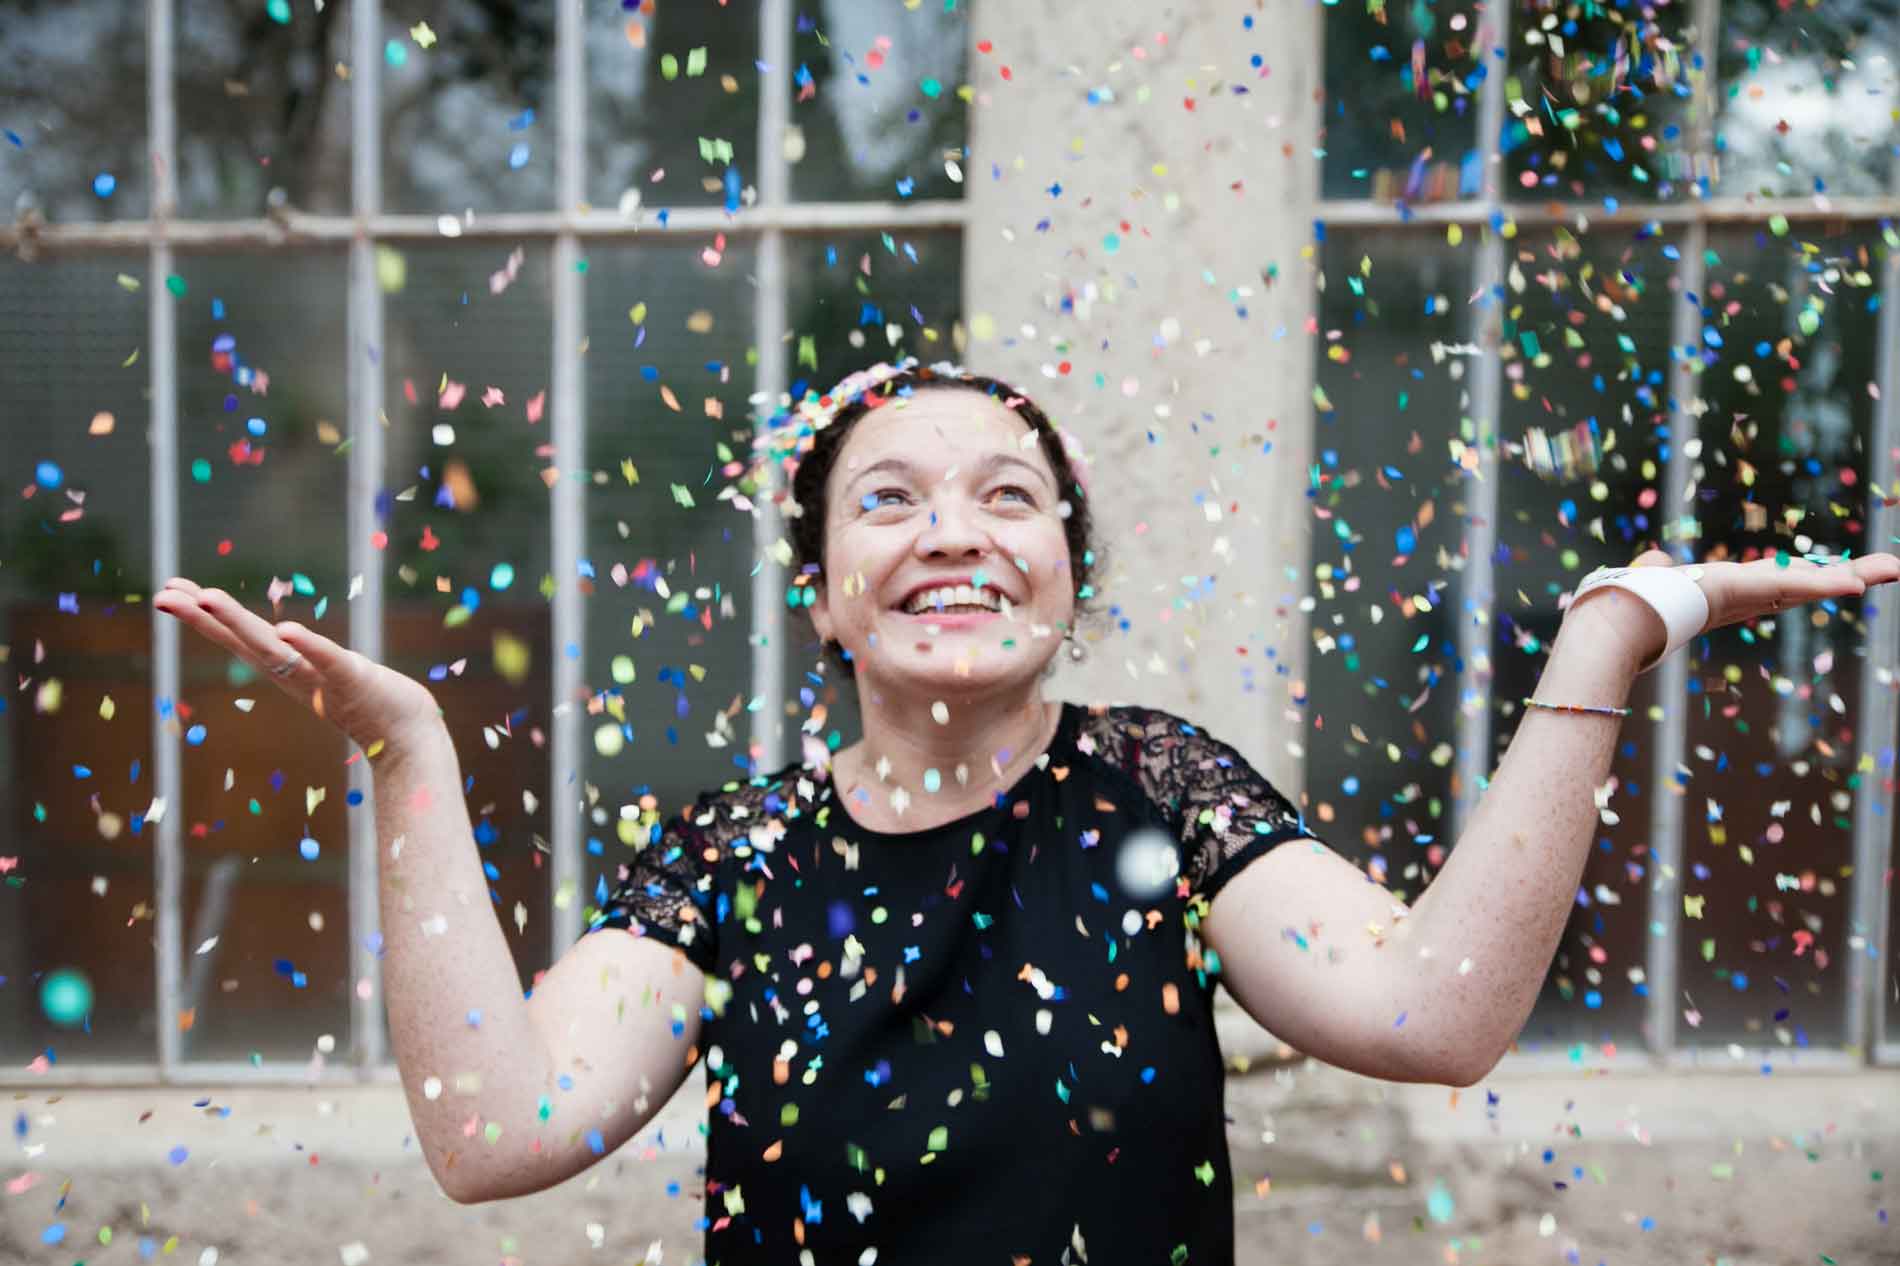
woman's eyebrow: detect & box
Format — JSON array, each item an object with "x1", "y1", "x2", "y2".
[
  {"x1": 973, "y1": 452, "x2": 1055, "y2": 487},
  {"x1": 842, "y1": 457, "x2": 921, "y2": 494}
]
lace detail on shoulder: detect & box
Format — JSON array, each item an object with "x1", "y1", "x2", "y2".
[
  {"x1": 1076, "y1": 704, "x2": 1313, "y2": 902},
  {"x1": 586, "y1": 768, "x2": 816, "y2": 975}
]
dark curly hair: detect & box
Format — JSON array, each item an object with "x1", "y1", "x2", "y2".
[{"x1": 783, "y1": 366, "x2": 1098, "y2": 677}]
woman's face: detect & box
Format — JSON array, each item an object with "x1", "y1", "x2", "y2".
[{"x1": 809, "y1": 387, "x2": 1076, "y2": 701}]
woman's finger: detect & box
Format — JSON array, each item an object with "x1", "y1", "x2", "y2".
[{"x1": 159, "y1": 586, "x2": 318, "y2": 695}]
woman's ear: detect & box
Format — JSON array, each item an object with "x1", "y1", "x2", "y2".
[{"x1": 808, "y1": 577, "x2": 833, "y2": 643}]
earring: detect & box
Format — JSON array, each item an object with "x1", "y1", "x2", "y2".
[{"x1": 1063, "y1": 630, "x2": 1086, "y2": 663}]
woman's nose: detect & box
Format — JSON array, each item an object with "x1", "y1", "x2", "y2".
[{"x1": 916, "y1": 496, "x2": 992, "y2": 557}]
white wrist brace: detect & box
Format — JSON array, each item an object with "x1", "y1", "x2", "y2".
[{"x1": 1569, "y1": 565, "x2": 1710, "y2": 672}]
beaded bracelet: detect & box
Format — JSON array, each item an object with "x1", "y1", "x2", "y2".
[{"x1": 1522, "y1": 697, "x2": 1632, "y2": 719}]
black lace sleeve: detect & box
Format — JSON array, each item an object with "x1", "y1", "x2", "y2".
[
  {"x1": 584, "y1": 795, "x2": 721, "y2": 976},
  {"x1": 1093, "y1": 705, "x2": 1317, "y2": 905}
]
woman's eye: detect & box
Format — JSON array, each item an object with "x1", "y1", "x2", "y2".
[
  {"x1": 991, "y1": 485, "x2": 1036, "y2": 505},
  {"x1": 862, "y1": 488, "x2": 910, "y2": 510}
]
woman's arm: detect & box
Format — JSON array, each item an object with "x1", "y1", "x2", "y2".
[{"x1": 1205, "y1": 549, "x2": 1898, "y2": 1086}]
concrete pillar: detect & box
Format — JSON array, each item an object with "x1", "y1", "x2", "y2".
[{"x1": 962, "y1": 4, "x2": 1320, "y2": 796}]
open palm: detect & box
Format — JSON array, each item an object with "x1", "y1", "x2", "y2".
[
  {"x1": 1572, "y1": 549, "x2": 1900, "y2": 666},
  {"x1": 153, "y1": 578, "x2": 442, "y2": 752}
]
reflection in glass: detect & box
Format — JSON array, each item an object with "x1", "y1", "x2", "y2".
[
  {"x1": 384, "y1": 0, "x2": 555, "y2": 214},
  {"x1": 1319, "y1": 0, "x2": 1483, "y2": 201},
  {"x1": 382, "y1": 242, "x2": 555, "y2": 991},
  {"x1": 1715, "y1": 0, "x2": 1898, "y2": 198},
  {"x1": 175, "y1": 0, "x2": 353, "y2": 218},
  {"x1": 0, "y1": 254, "x2": 153, "y2": 1061},
  {"x1": 587, "y1": 2, "x2": 760, "y2": 212},
  {"x1": 173, "y1": 250, "x2": 353, "y2": 1061},
  {"x1": 0, "y1": 2, "x2": 148, "y2": 223},
  {"x1": 776, "y1": 231, "x2": 966, "y2": 754},
  {"x1": 1506, "y1": 1, "x2": 1700, "y2": 202},
  {"x1": 1677, "y1": 226, "x2": 1884, "y2": 1050},
  {"x1": 788, "y1": 1, "x2": 970, "y2": 204},
  {"x1": 578, "y1": 242, "x2": 759, "y2": 937},
  {"x1": 1304, "y1": 229, "x2": 1468, "y2": 893},
  {"x1": 1492, "y1": 228, "x2": 1677, "y2": 1047}
]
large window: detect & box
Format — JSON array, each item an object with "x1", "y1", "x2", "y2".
[
  {"x1": 0, "y1": 0, "x2": 971, "y2": 1079},
  {"x1": 1314, "y1": 0, "x2": 1900, "y2": 1065}
]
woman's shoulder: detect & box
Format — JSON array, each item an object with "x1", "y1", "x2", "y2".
[
  {"x1": 1070, "y1": 699, "x2": 1217, "y2": 759},
  {"x1": 679, "y1": 759, "x2": 827, "y2": 852}
]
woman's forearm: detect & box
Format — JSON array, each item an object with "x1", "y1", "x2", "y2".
[
  {"x1": 1388, "y1": 601, "x2": 1647, "y2": 1080},
  {"x1": 371, "y1": 717, "x2": 564, "y2": 1199}
]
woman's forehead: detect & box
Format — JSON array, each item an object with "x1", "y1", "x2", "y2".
[{"x1": 837, "y1": 389, "x2": 1036, "y2": 462}]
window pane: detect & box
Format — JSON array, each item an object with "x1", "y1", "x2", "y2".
[
  {"x1": 1506, "y1": 1, "x2": 1700, "y2": 203},
  {"x1": 0, "y1": 253, "x2": 153, "y2": 1062},
  {"x1": 175, "y1": 0, "x2": 353, "y2": 218},
  {"x1": 587, "y1": 1, "x2": 759, "y2": 212},
  {"x1": 0, "y1": 2, "x2": 148, "y2": 223},
  {"x1": 1304, "y1": 228, "x2": 1469, "y2": 889},
  {"x1": 173, "y1": 250, "x2": 352, "y2": 1062},
  {"x1": 381, "y1": 242, "x2": 555, "y2": 992},
  {"x1": 384, "y1": 0, "x2": 555, "y2": 215},
  {"x1": 578, "y1": 242, "x2": 759, "y2": 930},
  {"x1": 787, "y1": 0, "x2": 971, "y2": 204},
  {"x1": 1677, "y1": 225, "x2": 1885, "y2": 1050},
  {"x1": 1715, "y1": 0, "x2": 1899, "y2": 198},
  {"x1": 1491, "y1": 228, "x2": 1678, "y2": 1048},
  {"x1": 1320, "y1": 0, "x2": 1483, "y2": 202}
]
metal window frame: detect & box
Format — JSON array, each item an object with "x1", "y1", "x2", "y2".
[
  {"x1": 1311, "y1": 0, "x2": 1900, "y2": 1072},
  {"x1": 0, "y1": 0, "x2": 970, "y2": 1089}
]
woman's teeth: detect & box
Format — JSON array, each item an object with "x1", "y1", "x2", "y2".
[{"x1": 902, "y1": 585, "x2": 1004, "y2": 615}]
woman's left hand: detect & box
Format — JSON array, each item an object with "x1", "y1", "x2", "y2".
[{"x1": 1564, "y1": 548, "x2": 1900, "y2": 670}]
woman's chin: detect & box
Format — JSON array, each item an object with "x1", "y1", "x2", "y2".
[{"x1": 856, "y1": 635, "x2": 1056, "y2": 696}]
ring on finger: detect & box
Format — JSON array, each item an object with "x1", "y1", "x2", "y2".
[{"x1": 269, "y1": 651, "x2": 303, "y2": 678}]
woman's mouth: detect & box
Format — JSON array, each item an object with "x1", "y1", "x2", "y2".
[{"x1": 896, "y1": 584, "x2": 1009, "y2": 618}]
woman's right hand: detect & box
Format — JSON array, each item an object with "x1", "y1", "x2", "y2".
[{"x1": 154, "y1": 577, "x2": 443, "y2": 754}]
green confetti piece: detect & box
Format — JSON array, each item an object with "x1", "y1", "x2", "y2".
[
  {"x1": 686, "y1": 46, "x2": 708, "y2": 76},
  {"x1": 164, "y1": 275, "x2": 188, "y2": 298},
  {"x1": 926, "y1": 1125, "x2": 948, "y2": 1152},
  {"x1": 660, "y1": 53, "x2": 679, "y2": 79}
]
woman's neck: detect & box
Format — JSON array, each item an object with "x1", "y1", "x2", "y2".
[{"x1": 832, "y1": 681, "x2": 1059, "y2": 831}]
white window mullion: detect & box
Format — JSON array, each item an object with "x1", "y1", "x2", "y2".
[
  {"x1": 749, "y1": 0, "x2": 794, "y2": 774},
  {"x1": 149, "y1": 0, "x2": 183, "y2": 1081},
  {"x1": 347, "y1": 0, "x2": 389, "y2": 1072},
  {"x1": 549, "y1": 0, "x2": 588, "y2": 952},
  {"x1": 1852, "y1": 164, "x2": 1900, "y2": 1059},
  {"x1": 1450, "y1": 0, "x2": 1511, "y2": 834}
]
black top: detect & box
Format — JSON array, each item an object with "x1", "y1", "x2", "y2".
[{"x1": 587, "y1": 701, "x2": 1314, "y2": 1266}]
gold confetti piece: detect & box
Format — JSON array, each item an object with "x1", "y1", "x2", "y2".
[
  {"x1": 89, "y1": 411, "x2": 115, "y2": 435},
  {"x1": 409, "y1": 21, "x2": 435, "y2": 47}
]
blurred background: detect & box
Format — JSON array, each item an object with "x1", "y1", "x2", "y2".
[{"x1": 0, "y1": 0, "x2": 1895, "y2": 1262}]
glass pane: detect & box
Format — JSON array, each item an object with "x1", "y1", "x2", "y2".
[
  {"x1": 1319, "y1": 0, "x2": 1483, "y2": 202},
  {"x1": 1491, "y1": 227, "x2": 1678, "y2": 1048},
  {"x1": 173, "y1": 250, "x2": 352, "y2": 1062},
  {"x1": 383, "y1": 0, "x2": 555, "y2": 214},
  {"x1": 587, "y1": 0, "x2": 760, "y2": 212},
  {"x1": 774, "y1": 229, "x2": 966, "y2": 756},
  {"x1": 1678, "y1": 225, "x2": 1885, "y2": 1051},
  {"x1": 175, "y1": 0, "x2": 353, "y2": 218},
  {"x1": 787, "y1": 0, "x2": 971, "y2": 204},
  {"x1": 1304, "y1": 228, "x2": 1469, "y2": 890},
  {"x1": 381, "y1": 242, "x2": 554, "y2": 991},
  {"x1": 0, "y1": 253, "x2": 153, "y2": 1062},
  {"x1": 1715, "y1": 0, "x2": 1899, "y2": 198},
  {"x1": 0, "y1": 2, "x2": 148, "y2": 223},
  {"x1": 578, "y1": 241, "x2": 759, "y2": 930},
  {"x1": 1506, "y1": 1, "x2": 1701, "y2": 203}
]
